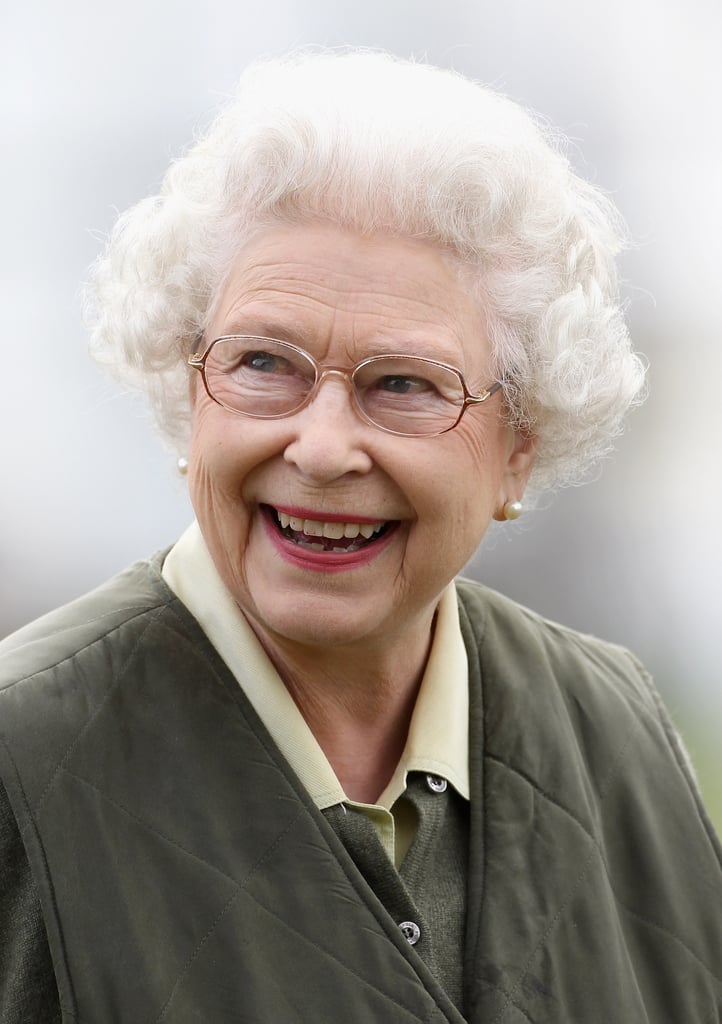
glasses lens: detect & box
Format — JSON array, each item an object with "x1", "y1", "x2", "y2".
[
  {"x1": 204, "y1": 338, "x2": 316, "y2": 417},
  {"x1": 353, "y1": 357, "x2": 463, "y2": 435}
]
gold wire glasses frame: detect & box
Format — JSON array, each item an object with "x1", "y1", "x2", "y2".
[{"x1": 188, "y1": 335, "x2": 503, "y2": 438}]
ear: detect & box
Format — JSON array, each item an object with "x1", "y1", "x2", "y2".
[{"x1": 493, "y1": 431, "x2": 538, "y2": 521}]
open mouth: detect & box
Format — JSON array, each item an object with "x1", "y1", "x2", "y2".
[{"x1": 263, "y1": 505, "x2": 395, "y2": 554}]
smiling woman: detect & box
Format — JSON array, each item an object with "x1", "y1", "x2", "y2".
[
  {"x1": 1, "y1": 50, "x2": 720, "y2": 1024},
  {"x1": 187, "y1": 223, "x2": 524, "y2": 659}
]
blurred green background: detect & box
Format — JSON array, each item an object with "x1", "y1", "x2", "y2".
[{"x1": 672, "y1": 717, "x2": 721, "y2": 836}]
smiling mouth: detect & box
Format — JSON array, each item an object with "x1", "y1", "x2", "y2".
[{"x1": 263, "y1": 505, "x2": 394, "y2": 553}]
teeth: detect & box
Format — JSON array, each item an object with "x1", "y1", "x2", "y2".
[
  {"x1": 274, "y1": 509, "x2": 387, "y2": 540},
  {"x1": 322, "y1": 522, "x2": 345, "y2": 540}
]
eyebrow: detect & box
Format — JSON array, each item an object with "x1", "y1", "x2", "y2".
[
  {"x1": 218, "y1": 317, "x2": 300, "y2": 342},
  {"x1": 215, "y1": 315, "x2": 469, "y2": 368}
]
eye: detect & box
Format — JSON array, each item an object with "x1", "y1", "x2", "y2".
[
  {"x1": 242, "y1": 350, "x2": 294, "y2": 374},
  {"x1": 377, "y1": 374, "x2": 435, "y2": 395}
]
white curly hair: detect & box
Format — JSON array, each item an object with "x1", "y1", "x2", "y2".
[{"x1": 83, "y1": 50, "x2": 646, "y2": 492}]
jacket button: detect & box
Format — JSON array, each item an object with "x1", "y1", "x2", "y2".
[
  {"x1": 399, "y1": 921, "x2": 421, "y2": 945},
  {"x1": 426, "y1": 774, "x2": 448, "y2": 793}
]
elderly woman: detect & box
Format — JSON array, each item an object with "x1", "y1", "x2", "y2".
[{"x1": 1, "y1": 52, "x2": 720, "y2": 1024}]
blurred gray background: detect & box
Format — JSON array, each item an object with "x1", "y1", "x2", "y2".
[{"x1": 2, "y1": 0, "x2": 721, "y2": 827}]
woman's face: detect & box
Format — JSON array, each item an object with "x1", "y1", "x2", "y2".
[{"x1": 188, "y1": 222, "x2": 535, "y2": 654}]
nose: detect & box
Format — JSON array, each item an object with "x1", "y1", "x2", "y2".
[{"x1": 283, "y1": 376, "x2": 374, "y2": 481}]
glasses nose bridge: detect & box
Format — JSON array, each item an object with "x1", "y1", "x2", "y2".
[
  {"x1": 308, "y1": 364, "x2": 357, "y2": 405},
  {"x1": 315, "y1": 364, "x2": 354, "y2": 388},
  {"x1": 302, "y1": 363, "x2": 369, "y2": 427}
]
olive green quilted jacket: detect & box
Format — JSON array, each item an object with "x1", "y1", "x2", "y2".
[{"x1": 0, "y1": 554, "x2": 720, "y2": 1022}]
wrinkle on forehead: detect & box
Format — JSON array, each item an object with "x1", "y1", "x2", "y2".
[{"x1": 208, "y1": 223, "x2": 489, "y2": 371}]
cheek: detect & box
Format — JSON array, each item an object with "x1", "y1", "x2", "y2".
[
  {"x1": 399, "y1": 448, "x2": 475, "y2": 542},
  {"x1": 187, "y1": 401, "x2": 293, "y2": 516},
  {"x1": 187, "y1": 402, "x2": 247, "y2": 512},
  {"x1": 426, "y1": 426, "x2": 508, "y2": 540},
  {"x1": 448, "y1": 425, "x2": 506, "y2": 501},
  {"x1": 456, "y1": 412, "x2": 510, "y2": 466}
]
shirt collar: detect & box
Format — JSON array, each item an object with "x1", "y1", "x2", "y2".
[{"x1": 162, "y1": 521, "x2": 469, "y2": 809}]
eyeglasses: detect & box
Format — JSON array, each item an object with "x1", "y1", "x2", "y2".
[{"x1": 188, "y1": 335, "x2": 502, "y2": 438}]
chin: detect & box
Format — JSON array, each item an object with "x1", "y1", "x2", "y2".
[{"x1": 245, "y1": 589, "x2": 387, "y2": 651}]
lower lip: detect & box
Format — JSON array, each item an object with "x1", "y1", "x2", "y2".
[{"x1": 261, "y1": 508, "x2": 399, "y2": 574}]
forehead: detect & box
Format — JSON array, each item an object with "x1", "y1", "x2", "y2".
[{"x1": 209, "y1": 222, "x2": 488, "y2": 366}]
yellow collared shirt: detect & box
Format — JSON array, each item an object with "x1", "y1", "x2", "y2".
[{"x1": 162, "y1": 522, "x2": 469, "y2": 867}]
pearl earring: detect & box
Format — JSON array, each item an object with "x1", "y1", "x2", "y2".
[
  {"x1": 177, "y1": 456, "x2": 189, "y2": 475},
  {"x1": 503, "y1": 500, "x2": 523, "y2": 520}
]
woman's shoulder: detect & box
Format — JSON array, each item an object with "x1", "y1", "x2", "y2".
[
  {"x1": 454, "y1": 575, "x2": 709, "y2": 809},
  {"x1": 0, "y1": 551, "x2": 175, "y2": 691},
  {"x1": 455, "y1": 575, "x2": 654, "y2": 709},
  {"x1": 0, "y1": 549, "x2": 200, "y2": 832},
  {"x1": 456, "y1": 576, "x2": 721, "y2": 846}
]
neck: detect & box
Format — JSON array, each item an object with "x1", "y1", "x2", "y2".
[{"x1": 247, "y1": 614, "x2": 437, "y2": 804}]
